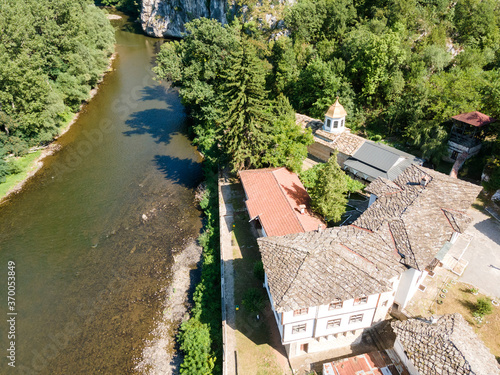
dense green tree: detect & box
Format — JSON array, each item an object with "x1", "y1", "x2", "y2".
[
  {"x1": 98, "y1": 0, "x2": 141, "y2": 17},
  {"x1": 0, "y1": 0, "x2": 114, "y2": 172},
  {"x1": 301, "y1": 153, "x2": 361, "y2": 222},
  {"x1": 218, "y1": 39, "x2": 273, "y2": 171},
  {"x1": 154, "y1": 18, "x2": 240, "y2": 160},
  {"x1": 342, "y1": 24, "x2": 407, "y2": 104},
  {"x1": 454, "y1": 0, "x2": 500, "y2": 50},
  {"x1": 262, "y1": 95, "x2": 314, "y2": 172},
  {"x1": 285, "y1": 0, "x2": 357, "y2": 43}
]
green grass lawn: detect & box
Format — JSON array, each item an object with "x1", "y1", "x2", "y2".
[{"x1": 0, "y1": 151, "x2": 42, "y2": 200}]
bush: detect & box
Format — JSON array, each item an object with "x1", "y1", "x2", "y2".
[
  {"x1": 242, "y1": 288, "x2": 265, "y2": 313},
  {"x1": 253, "y1": 261, "x2": 265, "y2": 283},
  {"x1": 475, "y1": 297, "x2": 493, "y2": 317},
  {"x1": 178, "y1": 319, "x2": 216, "y2": 375}
]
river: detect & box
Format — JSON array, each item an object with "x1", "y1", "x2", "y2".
[{"x1": 0, "y1": 14, "x2": 203, "y2": 374}]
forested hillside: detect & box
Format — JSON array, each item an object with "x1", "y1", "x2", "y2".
[
  {"x1": 157, "y1": 0, "x2": 500, "y2": 186},
  {"x1": 0, "y1": 0, "x2": 115, "y2": 180}
]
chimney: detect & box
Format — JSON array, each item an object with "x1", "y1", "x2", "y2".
[
  {"x1": 299, "y1": 204, "x2": 306, "y2": 214},
  {"x1": 420, "y1": 175, "x2": 430, "y2": 187},
  {"x1": 318, "y1": 224, "x2": 323, "y2": 232}
]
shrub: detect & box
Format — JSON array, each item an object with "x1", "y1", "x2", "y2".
[
  {"x1": 242, "y1": 288, "x2": 264, "y2": 313},
  {"x1": 475, "y1": 297, "x2": 493, "y2": 317},
  {"x1": 253, "y1": 261, "x2": 265, "y2": 283},
  {"x1": 178, "y1": 319, "x2": 216, "y2": 375}
]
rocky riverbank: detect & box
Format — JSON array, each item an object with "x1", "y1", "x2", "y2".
[{"x1": 135, "y1": 240, "x2": 202, "y2": 374}]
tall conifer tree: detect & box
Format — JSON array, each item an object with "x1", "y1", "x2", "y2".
[{"x1": 219, "y1": 39, "x2": 272, "y2": 171}]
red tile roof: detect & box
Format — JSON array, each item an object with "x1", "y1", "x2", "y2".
[
  {"x1": 323, "y1": 350, "x2": 409, "y2": 375},
  {"x1": 239, "y1": 168, "x2": 324, "y2": 237},
  {"x1": 452, "y1": 111, "x2": 496, "y2": 127}
]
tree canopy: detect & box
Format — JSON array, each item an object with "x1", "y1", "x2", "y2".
[
  {"x1": 154, "y1": 18, "x2": 313, "y2": 172},
  {"x1": 300, "y1": 153, "x2": 364, "y2": 222},
  {"x1": 0, "y1": 0, "x2": 114, "y2": 178}
]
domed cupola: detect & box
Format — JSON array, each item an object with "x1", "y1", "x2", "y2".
[{"x1": 323, "y1": 97, "x2": 347, "y2": 134}]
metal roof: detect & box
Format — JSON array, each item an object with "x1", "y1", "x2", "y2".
[
  {"x1": 452, "y1": 111, "x2": 496, "y2": 127},
  {"x1": 344, "y1": 142, "x2": 421, "y2": 181}
]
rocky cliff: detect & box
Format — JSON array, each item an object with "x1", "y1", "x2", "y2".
[
  {"x1": 141, "y1": 0, "x2": 294, "y2": 39},
  {"x1": 141, "y1": 0, "x2": 230, "y2": 38}
]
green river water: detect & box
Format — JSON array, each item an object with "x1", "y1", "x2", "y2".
[{"x1": 0, "y1": 15, "x2": 203, "y2": 374}]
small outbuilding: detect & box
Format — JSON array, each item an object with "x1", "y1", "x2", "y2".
[
  {"x1": 392, "y1": 313, "x2": 500, "y2": 375},
  {"x1": 447, "y1": 111, "x2": 496, "y2": 161}
]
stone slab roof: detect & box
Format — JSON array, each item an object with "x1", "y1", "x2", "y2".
[
  {"x1": 354, "y1": 164, "x2": 482, "y2": 270},
  {"x1": 452, "y1": 111, "x2": 496, "y2": 127},
  {"x1": 295, "y1": 113, "x2": 365, "y2": 156},
  {"x1": 258, "y1": 165, "x2": 481, "y2": 312},
  {"x1": 239, "y1": 168, "x2": 324, "y2": 237},
  {"x1": 392, "y1": 314, "x2": 500, "y2": 375},
  {"x1": 365, "y1": 177, "x2": 401, "y2": 196},
  {"x1": 258, "y1": 225, "x2": 404, "y2": 312}
]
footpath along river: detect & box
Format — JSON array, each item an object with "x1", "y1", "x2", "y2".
[{"x1": 0, "y1": 14, "x2": 203, "y2": 374}]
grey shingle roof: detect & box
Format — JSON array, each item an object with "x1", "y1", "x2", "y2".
[
  {"x1": 365, "y1": 177, "x2": 401, "y2": 196},
  {"x1": 354, "y1": 165, "x2": 482, "y2": 270},
  {"x1": 392, "y1": 314, "x2": 500, "y2": 375},
  {"x1": 258, "y1": 226, "x2": 404, "y2": 312},
  {"x1": 344, "y1": 141, "x2": 422, "y2": 181},
  {"x1": 258, "y1": 164, "x2": 482, "y2": 312}
]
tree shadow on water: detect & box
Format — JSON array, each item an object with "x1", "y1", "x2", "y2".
[
  {"x1": 140, "y1": 85, "x2": 179, "y2": 103},
  {"x1": 124, "y1": 108, "x2": 185, "y2": 144},
  {"x1": 154, "y1": 155, "x2": 203, "y2": 189}
]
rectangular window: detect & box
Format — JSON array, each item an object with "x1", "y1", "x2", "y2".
[
  {"x1": 292, "y1": 324, "x2": 307, "y2": 334},
  {"x1": 326, "y1": 119, "x2": 331, "y2": 129},
  {"x1": 329, "y1": 301, "x2": 343, "y2": 310},
  {"x1": 353, "y1": 296, "x2": 368, "y2": 305},
  {"x1": 327, "y1": 319, "x2": 341, "y2": 329},
  {"x1": 334, "y1": 120, "x2": 339, "y2": 128},
  {"x1": 293, "y1": 308, "x2": 309, "y2": 316},
  {"x1": 349, "y1": 314, "x2": 363, "y2": 324}
]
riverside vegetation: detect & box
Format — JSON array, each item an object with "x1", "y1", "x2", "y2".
[{"x1": 0, "y1": 0, "x2": 114, "y2": 184}]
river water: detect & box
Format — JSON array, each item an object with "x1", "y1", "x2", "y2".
[{"x1": 0, "y1": 15, "x2": 203, "y2": 374}]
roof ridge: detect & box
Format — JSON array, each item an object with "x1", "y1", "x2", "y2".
[
  {"x1": 271, "y1": 169, "x2": 307, "y2": 232},
  {"x1": 276, "y1": 250, "x2": 310, "y2": 309},
  {"x1": 339, "y1": 243, "x2": 375, "y2": 265}
]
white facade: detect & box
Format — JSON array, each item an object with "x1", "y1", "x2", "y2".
[
  {"x1": 265, "y1": 272, "x2": 399, "y2": 357},
  {"x1": 394, "y1": 268, "x2": 428, "y2": 310},
  {"x1": 323, "y1": 114, "x2": 346, "y2": 134},
  {"x1": 393, "y1": 337, "x2": 420, "y2": 375}
]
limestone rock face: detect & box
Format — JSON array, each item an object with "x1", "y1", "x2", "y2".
[
  {"x1": 141, "y1": 0, "x2": 294, "y2": 39},
  {"x1": 141, "y1": 0, "x2": 230, "y2": 38}
]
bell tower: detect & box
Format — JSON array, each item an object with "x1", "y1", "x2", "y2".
[{"x1": 323, "y1": 97, "x2": 347, "y2": 134}]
